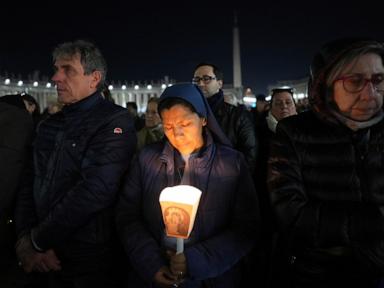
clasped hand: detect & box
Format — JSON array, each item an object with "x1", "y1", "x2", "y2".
[
  {"x1": 15, "y1": 234, "x2": 61, "y2": 273},
  {"x1": 154, "y1": 251, "x2": 187, "y2": 287}
]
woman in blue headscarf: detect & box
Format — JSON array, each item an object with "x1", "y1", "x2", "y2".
[{"x1": 116, "y1": 83, "x2": 259, "y2": 288}]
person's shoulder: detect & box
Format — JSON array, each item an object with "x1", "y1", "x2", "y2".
[
  {"x1": 215, "y1": 142, "x2": 243, "y2": 158},
  {"x1": 0, "y1": 102, "x2": 33, "y2": 127},
  {"x1": 213, "y1": 143, "x2": 248, "y2": 172},
  {"x1": 93, "y1": 99, "x2": 130, "y2": 122},
  {"x1": 138, "y1": 141, "x2": 164, "y2": 162},
  {"x1": 222, "y1": 102, "x2": 250, "y2": 120},
  {"x1": 0, "y1": 101, "x2": 28, "y2": 116},
  {"x1": 277, "y1": 110, "x2": 322, "y2": 138},
  {"x1": 100, "y1": 98, "x2": 127, "y2": 114}
]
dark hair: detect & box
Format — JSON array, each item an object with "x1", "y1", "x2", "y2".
[
  {"x1": 271, "y1": 87, "x2": 295, "y2": 104},
  {"x1": 271, "y1": 87, "x2": 294, "y2": 97},
  {"x1": 0, "y1": 94, "x2": 27, "y2": 110},
  {"x1": 101, "y1": 83, "x2": 115, "y2": 103},
  {"x1": 271, "y1": 88, "x2": 296, "y2": 105},
  {"x1": 158, "y1": 97, "x2": 199, "y2": 118},
  {"x1": 256, "y1": 93, "x2": 266, "y2": 101},
  {"x1": 194, "y1": 62, "x2": 224, "y2": 81},
  {"x1": 147, "y1": 97, "x2": 160, "y2": 105},
  {"x1": 21, "y1": 93, "x2": 41, "y2": 115},
  {"x1": 53, "y1": 39, "x2": 107, "y2": 91},
  {"x1": 126, "y1": 101, "x2": 138, "y2": 111},
  {"x1": 309, "y1": 38, "x2": 384, "y2": 110}
]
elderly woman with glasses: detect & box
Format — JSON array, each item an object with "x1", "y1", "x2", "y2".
[
  {"x1": 116, "y1": 83, "x2": 259, "y2": 288},
  {"x1": 268, "y1": 39, "x2": 384, "y2": 288}
]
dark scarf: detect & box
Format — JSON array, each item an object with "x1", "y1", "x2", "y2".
[{"x1": 207, "y1": 89, "x2": 224, "y2": 114}]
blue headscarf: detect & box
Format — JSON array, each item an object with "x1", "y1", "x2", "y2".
[{"x1": 159, "y1": 83, "x2": 232, "y2": 147}]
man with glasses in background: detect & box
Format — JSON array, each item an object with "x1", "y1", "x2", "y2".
[{"x1": 192, "y1": 63, "x2": 257, "y2": 174}]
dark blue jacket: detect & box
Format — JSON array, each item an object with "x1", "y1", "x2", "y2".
[
  {"x1": 15, "y1": 92, "x2": 136, "y2": 252},
  {"x1": 116, "y1": 131, "x2": 259, "y2": 287}
]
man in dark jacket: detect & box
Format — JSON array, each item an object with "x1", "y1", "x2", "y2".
[
  {"x1": 0, "y1": 96, "x2": 33, "y2": 286},
  {"x1": 192, "y1": 63, "x2": 257, "y2": 173},
  {"x1": 15, "y1": 40, "x2": 136, "y2": 288}
]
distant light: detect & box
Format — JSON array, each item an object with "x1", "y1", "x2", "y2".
[
  {"x1": 46, "y1": 82, "x2": 51, "y2": 88},
  {"x1": 134, "y1": 85, "x2": 139, "y2": 90},
  {"x1": 147, "y1": 84, "x2": 152, "y2": 90},
  {"x1": 296, "y1": 93, "x2": 305, "y2": 99},
  {"x1": 243, "y1": 96, "x2": 256, "y2": 103},
  {"x1": 108, "y1": 85, "x2": 114, "y2": 90},
  {"x1": 17, "y1": 80, "x2": 23, "y2": 86},
  {"x1": 33, "y1": 81, "x2": 38, "y2": 87},
  {"x1": 167, "y1": 84, "x2": 173, "y2": 87},
  {"x1": 4, "y1": 79, "x2": 10, "y2": 85},
  {"x1": 161, "y1": 84, "x2": 167, "y2": 89},
  {"x1": 122, "y1": 85, "x2": 127, "y2": 90},
  {"x1": 266, "y1": 95, "x2": 272, "y2": 101}
]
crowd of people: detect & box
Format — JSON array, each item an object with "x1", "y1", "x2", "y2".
[{"x1": 1, "y1": 37, "x2": 384, "y2": 288}]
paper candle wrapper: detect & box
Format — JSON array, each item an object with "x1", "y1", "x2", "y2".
[{"x1": 159, "y1": 185, "x2": 202, "y2": 239}]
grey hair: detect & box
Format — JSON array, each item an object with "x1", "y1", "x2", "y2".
[
  {"x1": 326, "y1": 45, "x2": 384, "y2": 87},
  {"x1": 52, "y1": 40, "x2": 107, "y2": 90}
]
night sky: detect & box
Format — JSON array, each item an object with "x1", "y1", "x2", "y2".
[{"x1": 0, "y1": 0, "x2": 382, "y2": 94}]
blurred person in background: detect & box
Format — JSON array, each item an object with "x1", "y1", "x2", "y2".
[
  {"x1": 136, "y1": 97, "x2": 163, "y2": 152},
  {"x1": 0, "y1": 94, "x2": 33, "y2": 287}
]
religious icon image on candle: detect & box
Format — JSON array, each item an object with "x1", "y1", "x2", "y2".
[
  {"x1": 164, "y1": 206, "x2": 190, "y2": 238},
  {"x1": 159, "y1": 185, "x2": 202, "y2": 253}
]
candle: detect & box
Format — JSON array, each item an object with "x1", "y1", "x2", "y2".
[{"x1": 159, "y1": 185, "x2": 202, "y2": 251}]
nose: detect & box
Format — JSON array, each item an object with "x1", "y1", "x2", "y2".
[
  {"x1": 197, "y1": 81, "x2": 205, "y2": 87},
  {"x1": 51, "y1": 70, "x2": 63, "y2": 83},
  {"x1": 360, "y1": 81, "x2": 377, "y2": 100},
  {"x1": 173, "y1": 126, "x2": 184, "y2": 137},
  {"x1": 51, "y1": 72, "x2": 59, "y2": 83}
]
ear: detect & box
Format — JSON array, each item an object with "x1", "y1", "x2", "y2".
[
  {"x1": 202, "y1": 117, "x2": 207, "y2": 126},
  {"x1": 217, "y1": 79, "x2": 223, "y2": 89},
  {"x1": 90, "y1": 71, "x2": 102, "y2": 89}
]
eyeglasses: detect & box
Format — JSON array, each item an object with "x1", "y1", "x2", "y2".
[
  {"x1": 334, "y1": 73, "x2": 384, "y2": 93},
  {"x1": 192, "y1": 75, "x2": 216, "y2": 84}
]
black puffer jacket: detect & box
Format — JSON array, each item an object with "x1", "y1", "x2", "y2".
[
  {"x1": 270, "y1": 111, "x2": 384, "y2": 247},
  {"x1": 268, "y1": 40, "x2": 384, "y2": 284},
  {"x1": 15, "y1": 92, "x2": 137, "y2": 252}
]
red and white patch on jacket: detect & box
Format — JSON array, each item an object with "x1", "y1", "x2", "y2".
[{"x1": 113, "y1": 127, "x2": 123, "y2": 134}]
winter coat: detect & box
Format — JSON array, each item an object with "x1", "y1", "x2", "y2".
[
  {"x1": 15, "y1": 92, "x2": 137, "y2": 254},
  {"x1": 117, "y1": 131, "x2": 259, "y2": 288},
  {"x1": 269, "y1": 109, "x2": 384, "y2": 285},
  {"x1": 0, "y1": 102, "x2": 33, "y2": 271},
  {"x1": 208, "y1": 90, "x2": 257, "y2": 173}
]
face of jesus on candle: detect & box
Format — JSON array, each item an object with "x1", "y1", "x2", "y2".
[{"x1": 164, "y1": 207, "x2": 190, "y2": 237}]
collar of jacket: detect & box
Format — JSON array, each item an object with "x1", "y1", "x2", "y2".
[
  {"x1": 207, "y1": 89, "x2": 224, "y2": 113},
  {"x1": 159, "y1": 129, "x2": 216, "y2": 170},
  {"x1": 61, "y1": 91, "x2": 103, "y2": 116}
]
